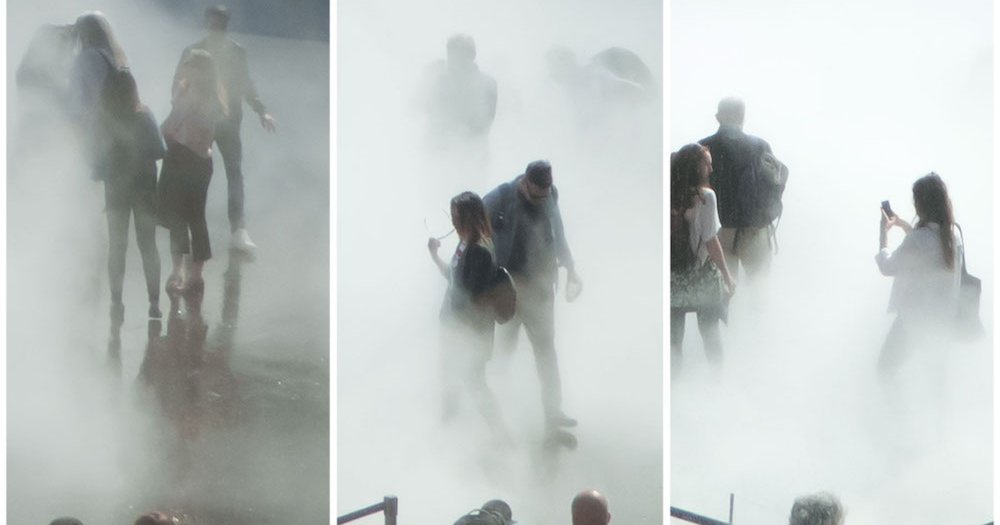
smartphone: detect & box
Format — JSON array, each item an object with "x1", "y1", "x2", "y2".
[{"x1": 881, "y1": 200, "x2": 895, "y2": 218}]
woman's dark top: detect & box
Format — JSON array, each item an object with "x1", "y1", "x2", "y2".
[
  {"x1": 99, "y1": 106, "x2": 166, "y2": 208},
  {"x1": 442, "y1": 239, "x2": 496, "y2": 331}
]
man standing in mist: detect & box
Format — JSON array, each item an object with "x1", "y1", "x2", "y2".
[
  {"x1": 483, "y1": 160, "x2": 582, "y2": 447},
  {"x1": 180, "y1": 5, "x2": 276, "y2": 255},
  {"x1": 699, "y1": 97, "x2": 778, "y2": 281},
  {"x1": 423, "y1": 34, "x2": 498, "y2": 146}
]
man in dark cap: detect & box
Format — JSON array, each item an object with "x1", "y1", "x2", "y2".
[
  {"x1": 483, "y1": 160, "x2": 582, "y2": 446},
  {"x1": 178, "y1": 4, "x2": 277, "y2": 255},
  {"x1": 453, "y1": 499, "x2": 514, "y2": 525}
]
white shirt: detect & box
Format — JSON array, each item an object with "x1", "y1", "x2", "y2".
[
  {"x1": 684, "y1": 187, "x2": 722, "y2": 266},
  {"x1": 875, "y1": 223, "x2": 962, "y2": 318}
]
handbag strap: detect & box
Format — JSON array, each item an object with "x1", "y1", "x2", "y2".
[{"x1": 955, "y1": 223, "x2": 968, "y2": 275}]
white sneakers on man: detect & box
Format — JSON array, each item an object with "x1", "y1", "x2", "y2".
[{"x1": 232, "y1": 228, "x2": 257, "y2": 255}]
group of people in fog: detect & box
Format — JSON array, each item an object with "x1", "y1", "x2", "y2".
[
  {"x1": 428, "y1": 160, "x2": 582, "y2": 450},
  {"x1": 670, "y1": 97, "x2": 971, "y2": 379},
  {"x1": 422, "y1": 33, "x2": 657, "y2": 451},
  {"x1": 17, "y1": 5, "x2": 276, "y2": 347}
]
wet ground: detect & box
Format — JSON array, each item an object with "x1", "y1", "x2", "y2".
[{"x1": 7, "y1": 15, "x2": 329, "y2": 525}]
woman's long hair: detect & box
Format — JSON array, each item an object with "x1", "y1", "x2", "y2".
[
  {"x1": 101, "y1": 68, "x2": 141, "y2": 118},
  {"x1": 176, "y1": 49, "x2": 229, "y2": 118},
  {"x1": 912, "y1": 172, "x2": 955, "y2": 269},
  {"x1": 74, "y1": 12, "x2": 128, "y2": 68},
  {"x1": 670, "y1": 143, "x2": 708, "y2": 211},
  {"x1": 451, "y1": 191, "x2": 493, "y2": 245}
]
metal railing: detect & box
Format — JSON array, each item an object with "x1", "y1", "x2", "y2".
[
  {"x1": 338, "y1": 495, "x2": 398, "y2": 525},
  {"x1": 671, "y1": 493, "x2": 734, "y2": 525}
]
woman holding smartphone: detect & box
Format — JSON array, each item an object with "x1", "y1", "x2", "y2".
[{"x1": 876, "y1": 172, "x2": 962, "y2": 375}]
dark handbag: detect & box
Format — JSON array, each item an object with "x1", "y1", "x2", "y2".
[{"x1": 955, "y1": 225, "x2": 984, "y2": 340}]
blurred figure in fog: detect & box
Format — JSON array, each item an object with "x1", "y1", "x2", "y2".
[
  {"x1": 876, "y1": 173, "x2": 962, "y2": 376},
  {"x1": 49, "y1": 518, "x2": 84, "y2": 525},
  {"x1": 98, "y1": 68, "x2": 166, "y2": 354},
  {"x1": 159, "y1": 50, "x2": 228, "y2": 304},
  {"x1": 133, "y1": 511, "x2": 173, "y2": 525},
  {"x1": 484, "y1": 160, "x2": 581, "y2": 448},
  {"x1": 670, "y1": 144, "x2": 735, "y2": 378},
  {"x1": 453, "y1": 499, "x2": 515, "y2": 525},
  {"x1": 546, "y1": 46, "x2": 655, "y2": 127},
  {"x1": 16, "y1": 24, "x2": 76, "y2": 111},
  {"x1": 70, "y1": 12, "x2": 128, "y2": 125},
  {"x1": 180, "y1": 4, "x2": 277, "y2": 256},
  {"x1": 788, "y1": 492, "x2": 844, "y2": 525},
  {"x1": 428, "y1": 192, "x2": 511, "y2": 445},
  {"x1": 571, "y1": 490, "x2": 611, "y2": 525},
  {"x1": 70, "y1": 11, "x2": 129, "y2": 178},
  {"x1": 423, "y1": 34, "x2": 498, "y2": 141},
  {"x1": 699, "y1": 97, "x2": 785, "y2": 282}
]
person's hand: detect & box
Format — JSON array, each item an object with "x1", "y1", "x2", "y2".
[
  {"x1": 427, "y1": 237, "x2": 440, "y2": 254},
  {"x1": 880, "y1": 209, "x2": 899, "y2": 232},
  {"x1": 724, "y1": 275, "x2": 736, "y2": 297},
  {"x1": 259, "y1": 112, "x2": 277, "y2": 133},
  {"x1": 566, "y1": 269, "x2": 583, "y2": 302}
]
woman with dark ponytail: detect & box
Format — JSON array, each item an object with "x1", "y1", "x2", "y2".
[{"x1": 876, "y1": 172, "x2": 962, "y2": 374}]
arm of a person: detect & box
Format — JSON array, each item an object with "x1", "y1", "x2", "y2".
[
  {"x1": 462, "y1": 244, "x2": 494, "y2": 296},
  {"x1": 428, "y1": 238, "x2": 449, "y2": 278},
  {"x1": 140, "y1": 109, "x2": 167, "y2": 160},
  {"x1": 550, "y1": 188, "x2": 576, "y2": 274},
  {"x1": 706, "y1": 235, "x2": 735, "y2": 291},
  {"x1": 875, "y1": 228, "x2": 919, "y2": 276},
  {"x1": 237, "y1": 47, "x2": 267, "y2": 116}
]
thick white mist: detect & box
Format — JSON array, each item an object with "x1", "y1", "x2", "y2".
[
  {"x1": 338, "y1": 1, "x2": 662, "y2": 524},
  {"x1": 8, "y1": 1, "x2": 329, "y2": 524},
  {"x1": 670, "y1": 0, "x2": 992, "y2": 523}
]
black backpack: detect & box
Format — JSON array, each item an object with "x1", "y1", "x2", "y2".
[
  {"x1": 750, "y1": 151, "x2": 789, "y2": 227},
  {"x1": 670, "y1": 207, "x2": 696, "y2": 272}
]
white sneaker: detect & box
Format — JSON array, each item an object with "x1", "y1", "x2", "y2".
[{"x1": 231, "y1": 228, "x2": 258, "y2": 255}]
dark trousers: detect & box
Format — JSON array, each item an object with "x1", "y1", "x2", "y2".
[
  {"x1": 497, "y1": 277, "x2": 563, "y2": 422},
  {"x1": 106, "y1": 193, "x2": 160, "y2": 305},
  {"x1": 159, "y1": 145, "x2": 213, "y2": 262},
  {"x1": 215, "y1": 118, "x2": 245, "y2": 231},
  {"x1": 670, "y1": 308, "x2": 722, "y2": 377}
]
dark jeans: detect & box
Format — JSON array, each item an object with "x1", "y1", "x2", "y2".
[
  {"x1": 497, "y1": 276, "x2": 563, "y2": 423},
  {"x1": 159, "y1": 145, "x2": 213, "y2": 262},
  {"x1": 670, "y1": 308, "x2": 722, "y2": 377},
  {"x1": 106, "y1": 192, "x2": 160, "y2": 305},
  {"x1": 215, "y1": 118, "x2": 245, "y2": 232}
]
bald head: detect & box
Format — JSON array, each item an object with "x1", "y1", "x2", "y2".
[
  {"x1": 571, "y1": 490, "x2": 610, "y2": 525},
  {"x1": 716, "y1": 97, "x2": 745, "y2": 128}
]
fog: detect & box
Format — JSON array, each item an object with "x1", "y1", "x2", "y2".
[
  {"x1": 670, "y1": 0, "x2": 993, "y2": 523},
  {"x1": 338, "y1": 1, "x2": 662, "y2": 524},
  {"x1": 7, "y1": 1, "x2": 329, "y2": 524}
]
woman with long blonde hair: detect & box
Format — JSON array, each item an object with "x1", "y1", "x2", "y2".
[{"x1": 158, "y1": 49, "x2": 228, "y2": 302}]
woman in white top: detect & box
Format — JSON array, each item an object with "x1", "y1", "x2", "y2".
[
  {"x1": 876, "y1": 172, "x2": 962, "y2": 375},
  {"x1": 670, "y1": 144, "x2": 736, "y2": 376}
]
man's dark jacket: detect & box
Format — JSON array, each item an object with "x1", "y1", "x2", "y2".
[
  {"x1": 483, "y1": 176, "x2": 573, "y2": 281},
  {"x1": 181, "y1": 37, "x2": 267, "y2": 123},
  {"x1": 700, "y1": 125, "x2": 772, "y2": 228}
]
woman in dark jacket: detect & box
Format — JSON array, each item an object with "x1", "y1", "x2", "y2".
[
  {"x1": 99, "y1": 69, "x2": 165, "y2": 337},
  {"x1": 428, "y1": 191, "x2": 510, "y2": 444}
]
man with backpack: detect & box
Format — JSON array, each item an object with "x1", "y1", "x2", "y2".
[
  {"x1": 700, "y1": 97, "x2": 788, "y2": 281},
  {"x1": 483, "y1": 160, "x2": 581, "y2": 447}
]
